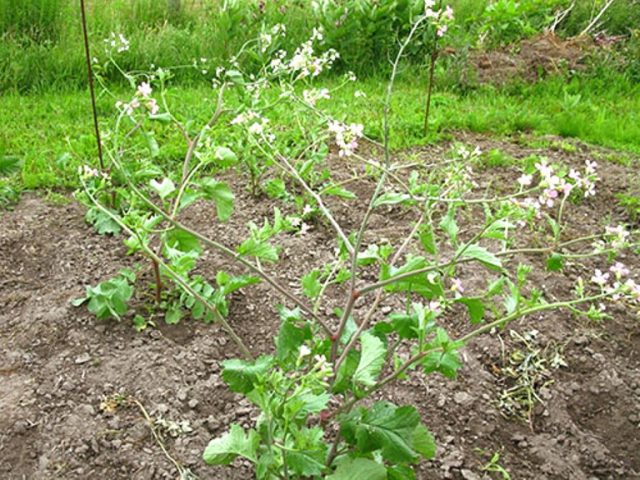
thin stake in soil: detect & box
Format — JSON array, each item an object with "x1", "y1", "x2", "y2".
[{"x1": 79, "y1": 0, "x2": 105, "y2": 172}]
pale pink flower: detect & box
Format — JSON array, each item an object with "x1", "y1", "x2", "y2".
[
  {"x1": 451, "y1": 278, "x2": 464, "y2": 295},
  {"x1": 610, "y1": 262, "x2": 630, "y2": 278},
  {"x1": 517, "y1": 174, "x2": 533, "y2": 187},
  {"x1": 436, "y1": 24, "x2": 448, "y2": 37},
  {"x1": 591, "y1": 269, "x2": 610, "y2": 286},
  {"x1": 429, "y1": 300, "x2": 442, "y2": 315}
]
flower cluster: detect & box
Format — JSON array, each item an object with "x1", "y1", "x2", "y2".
[
  {"x1": 192, "y1": 57, "x2": 209, "y2": 75},
  {"x1": 231, "y1": 110, "x2": 274, "y2": 142},
  {"x1": 79, "y1": 165, "x2": 109, "y2": 179},
  {"x1": 103, "y1": 32, "x2": 129, "y2": 53},
  {"x1": 269, "y1": 29, "x2": 339, "y2": 79},
  {"x1": 302, "y1": 88, "x2": 330, "y2": 106},
  {"x1": 116, "y1": 82, "x2": 159, "y2": 116},
  {"x1": 515, "y1": 159, "x2": 599, "y2": 215},
  {"x1": 328, "y1": 121, "x2": 364, "y2": 157},
  {"x1": 590, "y1": 262, "x2": 640, "y2": 303},
  {"x1": 259, "y1": 23, "x2": 286, "y2": 52},
  {"x1": 424, "y1": 1, "x2": 455, "y2": 37}
]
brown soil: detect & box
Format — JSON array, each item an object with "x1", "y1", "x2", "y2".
[
  {"x1": 470, "y1": 33, "x2": 593, "y2": 85},
  {"x1": 1, "y1": 134, "x2": 639, "y2": 480}
]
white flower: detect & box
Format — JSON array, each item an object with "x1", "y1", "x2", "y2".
[
  {"x1": 585, "y1": 160, "x2": 597, "y2": 175},
  {"x1": 517, "y1": 174, "x2": 533, "y2": 187},
  {"x1": 248, "y1": 122, "x2": 264, "y2": 135},
  {"x1": 137, "y1": 82, "x2": 152, "y2": 98},
  {"x1": 354, "y1": 90, "x2": 366, "y2": 98},
  {"x1": 260, "y1": 33, "x2": 273, "y2": 52},
  {"x1": 591, "y1": 269, "x2": 610, "y2": 286},
  {"x1": 299, "y1": 345, "x2": 312, "y2": 358}
]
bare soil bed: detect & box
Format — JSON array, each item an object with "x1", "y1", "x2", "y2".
[{"x1": 1, "y1": 134, "x2": 639, "y2": 479}]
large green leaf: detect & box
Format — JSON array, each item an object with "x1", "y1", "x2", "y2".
[
  {"x1": 380, "y1": 256, "x2": 443, "y2": 299},
  {"x1": 286, "y1": 427, "x2": 328, "y2": 476},
  {"x1": 201, "y1": 178, "x2": 234, "y2": 221},
  {"x1": 455, "y1": 297, "x2": 485, "y2": 324},
  {"x1": 301, "y1": 270, "x2": 322, "y2": 299},
  {"x1": 457, "y1": 244, "x2": 502, "y2": 271},
  {"x1": 353, "y1": 331, "x2": 385, "y2": 387},
  {"x1": 373, "y1": 192, "x2": 411, "y2": 207},
  {"x1": 237, "y1": 238, "x2": 279, "y2": 262},
  {"x1": 85, "y1": 206, "x2": 122, "y2": 235},
  {"x1": 276, "y1": 318, "x2": 311, "y2": 365},
  {"x1": 327, "y1": 458, "x2": 387, "y2": 480},
  {"x1": 203, "y1": 424, "x2": 259, "y2": 465},
  {"x1": 164, "y1": 228, "x2": 202, "y2": 254},
  {"x1": 341, "y1": 401, "x2": 434, "y2": 464},
  {"x1": 221, "y1": 355, "x2": 273, "y2": 394}
]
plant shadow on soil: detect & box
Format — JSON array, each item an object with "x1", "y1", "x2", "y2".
[{"x1": 1, "y1": 133, "x2": 639, "y2": 479}]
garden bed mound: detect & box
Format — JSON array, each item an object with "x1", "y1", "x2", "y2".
[
  {"x1": 470, "y1": 32, "x2": 593, "y2": 85},
  {"x1": 1, "y1": 134, "x2": 639, "y2": 479}
]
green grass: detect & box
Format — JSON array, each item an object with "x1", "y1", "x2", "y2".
[{"x1": 1, "y1": 69, "x2": 638, "y2": 193}]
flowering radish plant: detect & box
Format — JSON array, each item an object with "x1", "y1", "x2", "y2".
[{"x1": 77, "y1": 6, "x2": 639, "y2": 479}]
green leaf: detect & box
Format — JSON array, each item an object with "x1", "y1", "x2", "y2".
[
  {"x1": 456, "y1": 297, "x2": 485, "y2": 324},
  {"x1": 288, "y1": 451, "x2": 327, "y2": 477},
  {"x1": 276, "y1": 319, "x2": 311, "y2": 365},
  {"x1": 200, "y1": 179, "x2": 234, "y2": 221},
  {"x1": 165, "y1": 306, "x2": 183, "y2": 325},
  {"x1": 373, "y1": 192, "x2": 412, "y2": 207},
  {"x1": 327, "y1": 458, "x2": 387, "y2": 480},
  {"x1": 144, "y1": 132, "x2": 160, "y2": 157},
  {"x1": 149, "y1": 112, "x2": 172, "y2": 122},
  {"x1": 353, "y1": 331, "x2": 385, "y2": 387},
  {"x1": 132, "y1": 314, "x2": 149, "y2": 332},
  {"x1": 422, "y1": 350, "x2": 462, "y2": 379},
  {"x1": 412, "y1": 423, "x2": 436, "y2": 459},
  {"x1": 216, "y1": 272, "x2": 260, "y2": 295},
  {"x1": 340, "y1": 401, "x2": 430, "y2": 464},
  {"x1": 150, "y1": 178, "x2": 175, "y2": 199},
  {"x1": 71, "y1": 296, "x2": 87, "y2": 307},
  {"x1": 85, "y1": 206, "x2": 122, "y2": 235},
  {"x1": 332, "y1": 348, "x2": 360, "y2": 394},
  {"x1": 203, "y1": 424, "x2": 259, "y2": 465},
  {"x1": 323, "y1": 184, "x2": 356, "y2": 199},
  {"x1": 164, "y1": 228, "x2": 202, "y2": 254},
  {"x1": 214, "y1": 146, "x2": 238, "y2": 165},
  {"x1": 301, "y1": 270, "x2": 322, "y2": 299},
  {"x1": 221, "y1": 355, "x2": 273, "y2": 394},
  {"x1": 439, "y1": 209, "x2": 458, "y2": 244},
  {"x1": 286, "y1": 427, "x2": 328, "y2": 476},
  {"x1": 380, "y1": 256, "x2": 443, "y2": 299},
  {"x1": 418, "y1": 224, "x2": 437, "y2": 255},
  {"x1": 237, "y1": 238, "x2": 278, "y2": 262},
  {"x1": 225, "y1": 70, "x2": 245, "y2": 85},
  {"x1": 486, "y1": 277, "x2": 505, "y2": 296},
  {"x1": 458, "y1": 244, "x2": 502, "y2": 271},
  {"x1": 546, "y1": 253, "x2": 564, "y2": 272},
  {"x1": 387, "y1": 464, "x2": 417, "y2": 480}
]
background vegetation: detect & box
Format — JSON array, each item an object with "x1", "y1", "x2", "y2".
[
  {"x1": 1, "y1": 0, "x2": 639, "y2": 92},
  {"x1": 1, "y1": 0, "x2": 639, "y2": 207}
]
